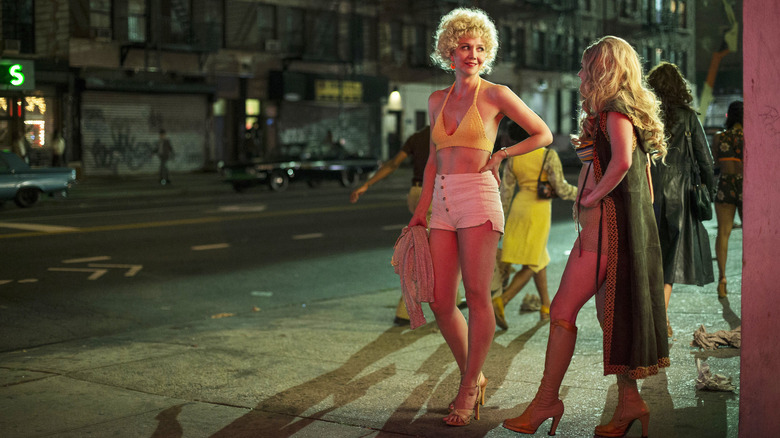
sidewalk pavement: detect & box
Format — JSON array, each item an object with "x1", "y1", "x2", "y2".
[{"x1": 0, "y1": 170, "x2": 741, "y2": 438}]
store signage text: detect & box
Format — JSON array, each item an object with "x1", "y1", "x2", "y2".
[{"x1": 0, "y1": 59, "x2": 35, "y2": 91}]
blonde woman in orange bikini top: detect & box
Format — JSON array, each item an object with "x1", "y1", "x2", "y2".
[{"x1": 407, "y1": 7, "x2": 552, "y2": 428}]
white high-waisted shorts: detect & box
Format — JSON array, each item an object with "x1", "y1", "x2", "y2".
[{"x1": 428, "y1": 172, "x2": 504, "y2": 233}]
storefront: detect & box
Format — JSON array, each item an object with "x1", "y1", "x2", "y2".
[
  {"x1": 80, "y1": 91, "x2": 210, "y2": 176},
  {"x1": 268, "y1": 71, "x2": 387, "y2": 160}
]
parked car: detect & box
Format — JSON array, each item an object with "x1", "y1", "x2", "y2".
[
  {"x1": 0, "y1": 150, "x2": 77, "y2": 208},
  {"x1": 221, "y1": 149, "x2": 380, "y2": 193}
]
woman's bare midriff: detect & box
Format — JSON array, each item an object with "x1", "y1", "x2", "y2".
[{"x1": 436, "y1": 146, "x2": 492, "y2": 174}]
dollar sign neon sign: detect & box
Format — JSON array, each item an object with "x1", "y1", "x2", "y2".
[{"x1": 9, "y1": 64, "x2": 24, "y2": 86}]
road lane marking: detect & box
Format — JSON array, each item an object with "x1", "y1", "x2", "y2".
[
  {"x1": 0, "y1": 201, "x2": 405, "y2": 240},
  {"x1": 192, "y1": 243, "x2": 231, "y2": 251},
  {"x1": 63, "y1": 256, "x2": 112, "y2": 263},
  {"x1": 48, "y1": 267, "x2": 108, "y2": 280},
  {"x1": 292, "y1": 233, "x2": 323, "y2": 240},
  {"x1": 88, "y1": 264, "x2": 143, "y2": 276},
  {"x1": 0, "y1": 280, "x2": 13, "y2": 285},
  {"x1": 0, "y1": 222, "x2": 80, "y2": 233},
  {"x1": 218, "y1": 204, "x2": 267, "y2": 212}
]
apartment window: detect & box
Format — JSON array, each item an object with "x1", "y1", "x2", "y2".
[
  {"x1": 257, "y1": 5, "x2": 276, "y2": 48},
  {"x1": 306, "y1": 10, "x2": 337, "y2": 60},
  {"x1": 390, "y1": 21, "x2": 403, "y2": 64},
  {"x1": 651, "y1": 0, "x2": 663, "y2": 23},
  {"x1": 90, "y1": 0, "x2": 112, "y2": 40},
  {"x1": 168, "y1": 0, "x2": 191, "y2": 44},
  {"x1": 280, "y1": 7, "x2": 304, "y2": 55},
  {"x1": 350, "y1": 15, "x2": 364, "y2": 63},
  {"x1": 128, "y1": 0, "x2": 146, "y2": 42},
  {"x1": 410, "y1": 25, "x2": 428, "y2": 67},
  {"x1": 2, "y1": 0, "x2": 34, "y2": 53},
  {"x1": 533, "y1": 30, "x2": 546, "y2": 68},
  {"x1": 500, "y1": 26, "x2": 514, "y2": 63},
  {"x1": 226, "y1": 1, "x2": 270, "y2": 49},
  {"x1": 620, "y1": 0, "x2": 638, "y2": 18},
  {"x1": 674, "y1": 0, "x2": 688, "y2": 28},
  {"x1": 515, "y1": 27, "x2": 526, "y2": 68}
]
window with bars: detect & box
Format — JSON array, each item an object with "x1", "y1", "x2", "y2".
[
  {"x1": 90, "y1": 0, "x2": 112, "y2": 40},
  {"x1": 305, "y1": 10, "x2": 337, "y2": 60},
  {"x1": 1, "y1": 0, "x2": 34, "y2": 53},
  {"x1": 128, "y1": 0, "x2": 146, "y2": 42},
  {"x1": 280, "y1": 7, "x2": 304, "y2": 55}
]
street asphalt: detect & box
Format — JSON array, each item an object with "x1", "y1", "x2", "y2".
[{"x1": 0, "y1": 169, "x2": 741, "y2": 437}]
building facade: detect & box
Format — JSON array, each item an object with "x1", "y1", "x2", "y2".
[{"x1": 0, "y1": 0, "x2": 697, "y2": 176}]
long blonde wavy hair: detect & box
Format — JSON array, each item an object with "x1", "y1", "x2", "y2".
[{"x1": 574, "y1": 36, "x2": 667, "y2": 161}]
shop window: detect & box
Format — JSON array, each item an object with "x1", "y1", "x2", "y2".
[{"x1": 2, "y1": 0, "x2": 34, "y2": 53}]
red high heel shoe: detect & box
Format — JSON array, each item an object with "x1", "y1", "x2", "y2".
[{"x1": 594, "y1": 376, "x2": 649, "y2": 437}]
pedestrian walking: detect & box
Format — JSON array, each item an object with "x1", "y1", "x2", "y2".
[
  {"x1": 711, "y1": 100, "x2": 744, "y2": 298},
  {"x1": 492, "y1": 134, "x2": 577, "y2": 329},
  {"x1": 50, "y1": 129, "x2": 66, "y2": 167},
  {"x1": 503, "y1": 36, "x2": 669, "y2": 437},
  {"x1": 411, "y1": 7, "x2": 552, "y2": 427},
  {"x1": 155, "y1": 129, "x2": 174, "y2": 185},
  {"x1": 646, "y1": 62, "x2": 716, "y2": 337},
  {"x1": 351, "y1": 125, "x2": 432, "y2": 326}
]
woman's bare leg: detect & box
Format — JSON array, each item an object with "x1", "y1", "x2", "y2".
[
  {"x1": 500, "y1": 266, "x2": 533, "y2": 305},
  {"x1": 429, "y1": 228, "x2": 468, "y2": 374},
  {"x1": 533, "y1": 267, "x2": 550, "y2": 309},
  {"x1": 714, "y1": 202, "x2": 737, "y2": 282},
  {"x1": 456, "y1": 222, "x2": 501, "y2": 387},
  {"x1": 550, "y1": 249, "x2": 608, "y2": 325}
]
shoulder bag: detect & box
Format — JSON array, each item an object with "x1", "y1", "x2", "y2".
[
  {"x1": 537, "y1": 148, "x2": 558, "y2": 199},
  {"x1": 685, "y1": 117, "x2": 713, "y2": 221}
]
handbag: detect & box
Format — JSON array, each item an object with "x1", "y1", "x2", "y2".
[
  {"x1": 684, "y1": 118, "x2": 713, "y2": 221},
  {"x1": 537, "y1": 148, "x2": 558, "y2": 199}
]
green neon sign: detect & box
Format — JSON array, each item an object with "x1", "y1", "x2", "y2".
[
  {"x1": 9, "y1": 64, "x2": 24, "y2": 86},
  {"x1": 0, "y1": 59, "x2": 34, "y2": 90}
]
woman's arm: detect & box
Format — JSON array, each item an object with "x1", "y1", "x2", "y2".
[
  {"x1": 480, "y1": 85, "x2": 553, "y2": 180},
  {"x1": 580, "y1": 112, "x2": 633, "y2": 207},
  {"x1": 545, "y1": 150, "x2": 578, "y2": 201},
  {"x1": 499, "y1": 157, "x2": 517, "y2": 216}
]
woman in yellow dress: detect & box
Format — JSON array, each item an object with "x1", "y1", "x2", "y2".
[{"x1": 493, "y1": 135, "x2": 577, "y2": 329}]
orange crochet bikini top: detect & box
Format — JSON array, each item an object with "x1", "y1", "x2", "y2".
[{"x1": 431, "y1": 79, "x2": 494, "y2": 152}]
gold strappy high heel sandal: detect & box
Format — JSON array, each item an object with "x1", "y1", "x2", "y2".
[{"x1": 444, "y1": 382, "x2": 483, "y2": 426}]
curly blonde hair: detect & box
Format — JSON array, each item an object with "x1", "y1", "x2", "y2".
[
  {"x1": 431, "y1": 8, "x2": 499, "y2": 75},
  {"x1": 574, "y1": 36, "x2": 667, "y2": 161}
]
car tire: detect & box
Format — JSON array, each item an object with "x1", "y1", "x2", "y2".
[
  {"x1": 268, "y1": 171, "x2": 289, "y2": 192},
  {"x1": 339, "y1": 168, "x2": 361, "y2": 188},
  {"x1": 15, "y1": 187, "x2": 41, "y2": 208}
]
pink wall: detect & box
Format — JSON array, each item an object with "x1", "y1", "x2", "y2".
[{"x1": 740, "y1": 0, "x2": 780, "y2": 435}]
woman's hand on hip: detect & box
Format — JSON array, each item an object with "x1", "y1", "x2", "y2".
[{"x1": 480, "y1": 154, "x2": 503, "y2": 185}]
